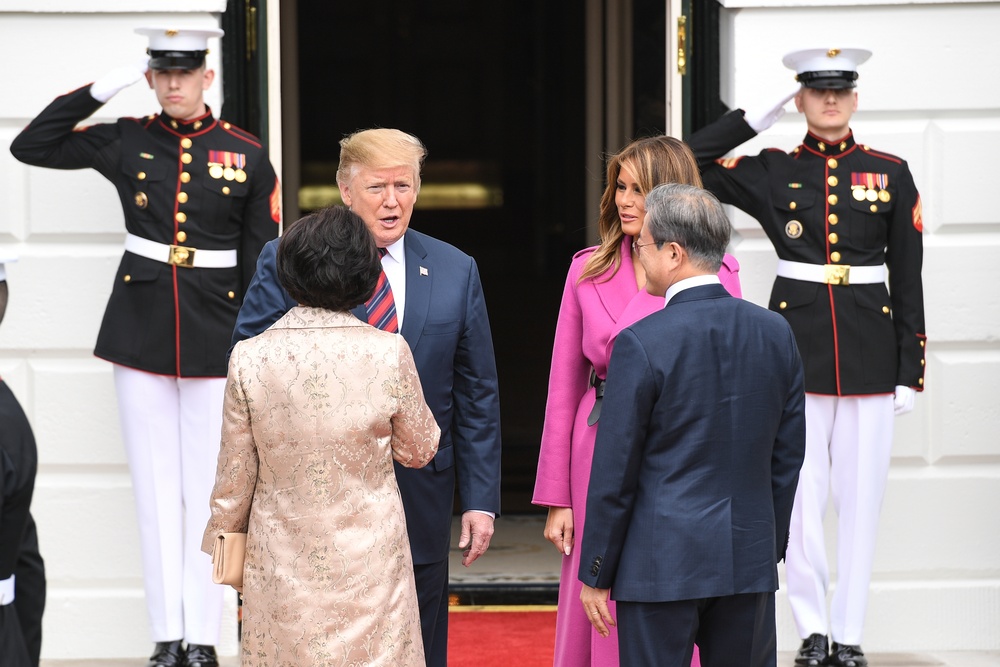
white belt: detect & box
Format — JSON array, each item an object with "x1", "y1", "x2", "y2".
[
  {"x1": 776, "y1": 260, "x2": 885, "y2": 286},
  {"x1": 124, "y1": 233, "x2": 238, "y2": 269},
  {"x1": 0, "y1": 575, "x2": 14, "y2": 605}
]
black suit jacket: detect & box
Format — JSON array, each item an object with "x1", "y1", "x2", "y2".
[{"x1": 579, "y1": 284, "x2": 805, "y2": 602}]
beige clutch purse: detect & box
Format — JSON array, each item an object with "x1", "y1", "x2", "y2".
[{"x1": 211, "y1": 532, "x2": 247, "y2": 587}]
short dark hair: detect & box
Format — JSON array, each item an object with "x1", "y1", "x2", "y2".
[
  {"x1": 276, "y1": 206, "x2": 381, "y2": 312},
  {"x1": 644, "y1": 183, "x2": 731, "y2": 273}
]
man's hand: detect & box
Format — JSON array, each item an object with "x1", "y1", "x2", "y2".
[
  {"x1": 744, "y1": 88, "x2": 800, "y2": 133},
  {"x1": 894, "y1": 385, "x2": 916, "y2": 415},
  {"x1": 580, "y1": 584, "x2": 615, "y2": 637},
  {"x1": 543, "y1": 506, "x2": 574, "y2": 556},
  {"x1": 458, "y1": 511, "x2": 494, "y2": 567},
  {"x1": 90, "y1": 57, "x2": 150, "y2": 103}
]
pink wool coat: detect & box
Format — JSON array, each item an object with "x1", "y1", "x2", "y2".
[{"x1": 532, "y1": 238, "x2": 741, "y2": 666}]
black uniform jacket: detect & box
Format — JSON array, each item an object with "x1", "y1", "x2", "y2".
[
  {"x1": 0, "y1": 380, "x2": 37, "y2": 579},
  {"x1": 10, "y1": 85, "x2": 280, "y2": 377},
  {"x1": 688, "y1": 110, "x2": 926, "y2": 396}
]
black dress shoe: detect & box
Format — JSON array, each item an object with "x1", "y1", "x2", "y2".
[
  {"x1": 826, "y1": 642, "x2": 868, "y2": 667},
  {"x1": 147, "y1": 641, "x2": 184, "y2": 667},
  {"x1": 794, "y1": 633, "x2": 828, "y2": 666},
  {"x1": 184, "y1": 644, "x2": 219, "y2": 667}
]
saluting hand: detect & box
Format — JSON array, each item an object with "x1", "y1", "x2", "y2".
[
  {"x1": 744, "y1": 87, "x2": 801, "y2": 134},
  {"x1": 90, "y1": 56, "x2": 150, "y2": 103}
]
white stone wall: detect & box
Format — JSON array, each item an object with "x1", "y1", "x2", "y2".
[
  {"x1": 1, "y1": 0, "x2": 998, "y2": 660},
  {"x1": 0, "y1": 2, "x2": 237, "y2": 661},
  {"x1": 717, "y1": 0, "x2": 1000, "y2": 651}
]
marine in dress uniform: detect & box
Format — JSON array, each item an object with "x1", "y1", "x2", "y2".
[
  {"x1": 10, "y1": 27, "x2": 280, "y2": 667},
  {"x1": 687, "y1": 48, "x2": 926, "y2": 667},
  {"x1": 0, "y1": 253, "x2": 46, "y2": 667}
]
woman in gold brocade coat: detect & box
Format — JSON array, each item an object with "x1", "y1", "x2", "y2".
[{"x1": 202, "y1": 206, "x2": 440, "y2": 667}]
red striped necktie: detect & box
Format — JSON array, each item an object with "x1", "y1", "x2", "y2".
[{"x1": 366, "y1": 248, "x2": 399, "y2": 333}]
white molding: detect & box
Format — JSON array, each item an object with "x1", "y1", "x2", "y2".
[
  {"x1": 719, "y1": 0, "x2": 994, "y2": 7},
  {"x1": 0, "y1": 0, "x2": 226, "y2": 11}
]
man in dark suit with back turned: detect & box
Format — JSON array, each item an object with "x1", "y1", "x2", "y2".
[
  {"x1": 1, "y1": 252, "x2": 47, "y2": 667},
  {"x1": 579, "y1": 183, "x2": 806, "y2": 666},
  {"x1": 232, "y1": 128, "x2": 502, "y2": 667}
]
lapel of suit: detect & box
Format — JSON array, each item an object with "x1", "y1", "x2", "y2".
[
  {"x1": 594, "y1": 238, "x2": 640, "y2": 324},
  {"x1": 399, "y1": 231, "x2": 430, "y2": 350}
]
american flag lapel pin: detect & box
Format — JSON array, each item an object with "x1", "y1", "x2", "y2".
[{"x1": 419, "y1": 266, "x2": 429, "y2": 276}]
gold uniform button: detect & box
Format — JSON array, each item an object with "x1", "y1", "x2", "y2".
[
  {"x1": 227, "y1": 291, "x2": 236, "y2": 299},
  {"x1": 818, "y1": 142, "x2": 827, "y2": 152},
  {"x1": 882, "y1": 306, "x2": 890, "y2": 314},
  {"x1": 828, "y1": 175, "x2": 839, "y2": 187},
  {"x1": 840, "y1": 141, "x2": 848, "y2": 151},
  {"x1": 918, "y1": 378, "x2": 924, "y2": 386},
  {"x1": 176, "y1": 231, "x2": 187, "y2": 243},
  {"x1": 830, "y1": 251, "x2": 841, "y2": 262},
  {"x1": 180, "y1": 138, "x2": 193, "y2": 149},
  {"x1": 181, "y1": 153, "x2": 193, "y2": 164},
  {"x1": 789, "y1": 201, "x2": 797, "y2": 210},
  {"x1": 180, "y1": 172, "x2": 191, "y2": 183},
  {"x1": 921, "y1": 359, "x2": 926, "y2": 366},
  {"x1": 177, "y1": 192, "x2": 188, "y2": 204},
  {"x1": 137, "y1": 171, "x2": 146, "y2": 180},
  {"x1": 170, "y1": 120, "x2": 179, "y2": 129},
  {"x1": 223, "y1": 122, "x2": 231, "y2": 129},
  {"x1": 176, "y1": 212, "x2": 187, "y2": 223},
  {"x1": 829, "y1": 214, "x2": 839, "y2": 225},
  {"x1": 124, "y1": 274, "x2": 131, "y2": 283},
  {"x1": 870, "y1": 204, "x2": 878, "y2": 213},
  {"x1": 194, "y1": 121, "x2": 203, "y2": 131},
  {"x1": 828, "y1": 194, "x2": 838, "y2": 205},
  {"x1": 779, "y1": 301, "x2": 788, "y2": 310},
  {"x1": 829, "y1": 233, "x2": 839, "y2": 244},
  {"x1": 920, "y1": 340, "x2": 926, "y2": 347},
  {"x1": 828, "y1": 158, "x2": 838, "y2": 169},
  {"x1": 222, "y1": 186, "x2": 231, "y2": 195}
]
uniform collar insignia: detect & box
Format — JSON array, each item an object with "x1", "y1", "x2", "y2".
[
  {"x1": 802, "y1": 130, "x2": 855, "y2": 157},
  {"x1": 158, "y1": 107, "x2": 216, "y2": 136}
]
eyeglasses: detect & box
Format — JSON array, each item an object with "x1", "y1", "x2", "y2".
[{"x1": 632, "y1": 239, "x2": 655, "y2": 254}]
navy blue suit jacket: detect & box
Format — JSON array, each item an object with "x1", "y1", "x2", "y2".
[
  {"x1": 232, "y1": 229, "x2": 502, "y2": 563},
  {"x1": 579, "y1": 283, "x2": 805, "y2": 602}
]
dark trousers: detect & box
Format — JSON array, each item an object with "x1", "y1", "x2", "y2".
[
  {"x1": 413, "y1": 559, "x2": 449, "y2": 667},
  {"x1": 16, "y1": 514, "x2": 46, "y2": 667},
  {"x1": 617, "y1": 592, "x2": 776, "y2": 667}
]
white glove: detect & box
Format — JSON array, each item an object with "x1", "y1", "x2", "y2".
[
  {"x1": 90, "y1": 57, "x2": 150, "y2": 103},
  {"x1": 893, "y1": 385, "x2": 916, "y2": 415},
  {"x1": 744, "y1": 88, "x2": 800, "y2": 134}
]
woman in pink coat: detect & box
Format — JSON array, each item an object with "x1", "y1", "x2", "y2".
[{"x1": 532, "y1": 136, "x2": 742, "y2": 666}]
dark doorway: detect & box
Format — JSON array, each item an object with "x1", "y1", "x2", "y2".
[
  {"x1": 294, "y1": 2, "x2": 588, "y2": 513},
  {"x1": 222, "y1": 1, "x2": 720, "y2": 515}
]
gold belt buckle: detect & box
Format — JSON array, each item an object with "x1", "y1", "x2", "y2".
[
  {"x1": 824, "y1": 264, "x2": 850, "y2": 285},
  {"x1": 168, "y1": 245, "x2": 196, "y2": 268}
]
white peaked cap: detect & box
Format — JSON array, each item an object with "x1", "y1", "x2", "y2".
[
  {"x1": 782, "y1": 47, "x2": 872, "y2": 89},
  {"x1": 0, "y1": 248, "x2": 17, "y2": 282},
  {"x1": 135, "y1": 26, "x2": 225, "y2": 52}
]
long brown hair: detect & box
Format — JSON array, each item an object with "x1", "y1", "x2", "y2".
[{"x1": 580, "y1": 135, "x2": 703, "y2": 282}]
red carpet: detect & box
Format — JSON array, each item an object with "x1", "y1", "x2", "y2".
[{"x1": 448, "y1": 606, "x2": 556, "y2": 666}]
